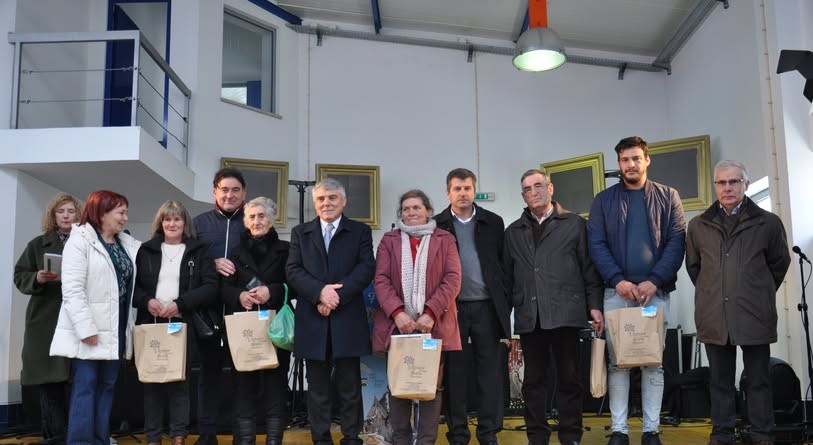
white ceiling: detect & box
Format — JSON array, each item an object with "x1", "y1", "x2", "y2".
[{"x1": 277, "y1": 0, "x2": 700, "y2": 57}]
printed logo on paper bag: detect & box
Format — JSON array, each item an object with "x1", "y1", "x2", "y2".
[
  {"x1": 623, "y1": 321, "x2": 651, "y2": 346},
  {"x1": 402, "y1": 355, "x2": 415, "y2": 369},
  {"x1": 242, "y1": 329, "x2": 255, "y2": 342}
]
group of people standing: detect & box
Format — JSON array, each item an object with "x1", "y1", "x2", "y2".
[{"x1": 13, "y1": 135, "x2": 791, "y2": 445}]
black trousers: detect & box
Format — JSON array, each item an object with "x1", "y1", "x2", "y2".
[
  {"x1": 444, "y1": 300, "x2": 504, "y2": 444},
  {"x1": 143, "y1": 380, "x2": 190, "y2": 441},
  {"x1": 519, "y1": 327, "x2": 583, "y2": 445},
  {"x1": 705, "y1": 342, "x2": 772, "y2": 443},
  {"x1": 195, "y1": 337, "x2": 223, "y2": 435},
  {"x1": 305, "y1": 357, "x2": 363, "y2": 445},
  {"x1": 232, "y1": 351, "x2": 291, "y2": 435},
  {"x1": 37, "y1": 382, "x2": 69, "y2": 442}
]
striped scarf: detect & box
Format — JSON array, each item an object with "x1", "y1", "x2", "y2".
[{"x1": 397, "y1": 219, "x2": 435, "y2": 319}]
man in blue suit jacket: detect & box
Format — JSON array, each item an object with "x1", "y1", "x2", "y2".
[{"x1": 287, "y1": 178, "x2": 375, "y2": 445}]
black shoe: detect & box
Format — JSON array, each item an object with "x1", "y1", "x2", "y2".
[
  {"x1": 606, "y1": 432, "x2": 630, "y2": 445},
  {"x1": 641, "y1": 432, "x2": 664, "y2": 445},
  {"x1": 193, "y1": 434, "x2": 217, "y2": 445}
]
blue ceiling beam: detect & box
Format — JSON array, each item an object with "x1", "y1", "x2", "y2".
[
  {"x1": 371, "y1": 0, "x2": 382, "y2": 34},
  {"x1": 247, "y1": 0, "x2": 302, "y2": 25}
]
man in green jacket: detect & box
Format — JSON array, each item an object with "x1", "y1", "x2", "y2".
[{"x1": 686, "y1": 160, "x2": 791, "y2": 445}]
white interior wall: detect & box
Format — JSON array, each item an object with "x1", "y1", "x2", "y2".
[
  {"x1": 663, "y1": 0, "x2": 772, "y2": 369},
  {"x1": 0, "y1": 168, "x2": 20, "y2": 406},
  {"x1": 2, "y1": 0, "x2": 809, "y2": 407},
  {"x1": 665, "y1": 0, "x2": 813, "y2": 384},
  {"x1": 0, "y1": 0, "x2": 16, "y2": 130},
  {"x1": 182, "y1": 0, "x2": 301, "y2": 221},
  {"x1": 14, "y1": 0, "x2": 101, "y2": 129},
  {"x1": 765, "y1": 0, "x2": 813, "y2": 391}
]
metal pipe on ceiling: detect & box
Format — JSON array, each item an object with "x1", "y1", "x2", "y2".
[
  {"x1": 653, "y1": 0, "x2": 722, "y2": 72},
  {"x1": 288, "y1": 24, "x2": 664, "y2": 74}
]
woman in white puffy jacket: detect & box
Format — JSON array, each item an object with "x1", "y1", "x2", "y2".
[{"x1": 50, "y1": 190, "x2": 140, "y2": 445}]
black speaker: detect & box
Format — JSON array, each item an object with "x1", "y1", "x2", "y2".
[{"x1": 740, "y1": 357, "x2": 802, "y2": 425}]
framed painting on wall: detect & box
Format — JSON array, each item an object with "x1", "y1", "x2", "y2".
[
  {"x1": 315, "y1": 163, "x2": 381, "y2": 229},
  {"x1": 220, "y1": 157, "x2": 289, "y2": 227},
  {"x1": 646, "y1": 135, "x2": 712, "y2": 212},
  {"x1": 541, "y1": 152, "x2": 606, "y2": 217}
]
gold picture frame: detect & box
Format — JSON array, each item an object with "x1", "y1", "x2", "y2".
[
  {"x1": 220, "y1": 158, "x2": 289, "y2": 227},
  {"x1": 315, "y1": 163, "x2": 381, "y2": 229},
  {"x1": 646, "y1": 135, "x2": 712, "y2": 212},
  {"x1": 541, "y1": 152, "x2": 606, "y2": 217}
]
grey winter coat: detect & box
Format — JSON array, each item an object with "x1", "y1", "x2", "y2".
[
  {"x1": 504, "y1": 203, "x2": 603, "y2": 334},
  {"x1": 686, "y1": 198, "x2": 791, "y2": 346}
]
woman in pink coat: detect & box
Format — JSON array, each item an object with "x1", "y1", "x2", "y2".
[{"x1": 373, "y1": 189, "x2": 462, "y2": 445}]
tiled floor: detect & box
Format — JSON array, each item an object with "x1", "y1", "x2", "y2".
[{"x1": 0, "y1": 416, "x2": 715, "y2": 445}]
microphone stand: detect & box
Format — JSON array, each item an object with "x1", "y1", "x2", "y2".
[
  {"x1": 795, "y1": 251, "x2": 813, "y2": 426},
  {"x1": 287, "y1": 179, "x2": 315, "y2": 428}
]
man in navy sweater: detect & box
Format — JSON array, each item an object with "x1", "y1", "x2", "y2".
[{"x1": 587, "y1": 136, "x2": 686, "y2": 445}]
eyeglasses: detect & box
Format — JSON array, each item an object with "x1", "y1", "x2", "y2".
[
  {"x1": 522, "y1": 182, "x2": 549, "y2": 195},
  {"x1": 713, "y1": 179, "x2": 745, "y2": 187}
]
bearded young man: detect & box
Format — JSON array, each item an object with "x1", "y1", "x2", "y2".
[{"x1": 586, "y1": 136, "x2": 687, "y2": 445}]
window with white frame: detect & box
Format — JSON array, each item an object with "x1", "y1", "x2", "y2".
[
  {"x1": 221, "y1": 10, "x2": 276, "y2": 114},
  {"x1": 747, "y1": 176, "x2": 771, "y2": 211}
]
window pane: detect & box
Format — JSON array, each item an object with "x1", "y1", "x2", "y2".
[{"x1": 221, "y1": 12, "x2": 275, "y2": 113}]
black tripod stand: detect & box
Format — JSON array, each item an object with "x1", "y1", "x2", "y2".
[
  {"x1": 287, "y1": 180, "x2": 316, "y2": 428},
  {"x1": 792, "y1": 246, "x2": 813, "y2": 426}
]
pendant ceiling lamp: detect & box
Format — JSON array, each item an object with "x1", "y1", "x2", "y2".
[{"x1": 513, "y1": 0, "x2": 566, "y2": 72}]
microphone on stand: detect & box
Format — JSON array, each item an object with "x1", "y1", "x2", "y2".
[{"x1": 793, "y1": 245, "x2": 811, "y2": 264}]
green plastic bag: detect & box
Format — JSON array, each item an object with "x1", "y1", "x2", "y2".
[{"x1": 268, "y1": 283, "x2": 295, "y2": 351}]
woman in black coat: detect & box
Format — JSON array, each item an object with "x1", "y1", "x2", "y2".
[
  {"x1": 222, "y1": 197, "x2": 292, "y2": 445},
  {"x1": 133, "y1": 201, "x2": 218, "y2": 445}
]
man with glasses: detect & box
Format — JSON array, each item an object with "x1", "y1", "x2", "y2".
[
  {"x1": 504, "y1": 169, "x2": 604, "y2": 445},
  {"x1": 587, "y1": 136, "x2": 686, "y2": 445},
  {"x1": 686, "y1": 160, "x2": 790, "y2": 445},
  {"x1": 192, "y1": 167, "x2": 247, "y2": 445}
]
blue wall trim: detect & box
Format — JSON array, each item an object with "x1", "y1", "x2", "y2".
[
  {"x1": 246, "y1": 0, "x2": 302, "y2": 25},
  {"x1": 0, "y1": 403, "x2": 24, "y2": 433}
]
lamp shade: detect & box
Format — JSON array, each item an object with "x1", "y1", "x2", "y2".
[{"x1": 512, "y1": 27, "x2": 567, "y2": 72}]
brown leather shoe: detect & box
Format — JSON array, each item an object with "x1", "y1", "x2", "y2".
[{"x1": 172, "y1": 436, "x2": 186, "y2": 445}]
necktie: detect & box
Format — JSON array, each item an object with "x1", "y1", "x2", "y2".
[{"x1": 324, "y1": 223, "x2": 334, "y2": 251}]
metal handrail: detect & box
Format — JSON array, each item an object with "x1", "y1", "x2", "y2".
[{"x1": 7, "y1": 30, "x2": 191, "y2": 163}]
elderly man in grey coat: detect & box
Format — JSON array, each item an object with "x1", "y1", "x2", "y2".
[
  {"x1": 504, "y1": 169, "x2": 604, "y2": 445},
  {"x1": 686, "y1": 160, "x2": 791, "y2": 445}
]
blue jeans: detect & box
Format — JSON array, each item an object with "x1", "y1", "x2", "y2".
[
  {"x1": 604, "y1": 289, "x2": 669, "y2": 434},
  {"x1": 67, "y1": 359, "x2": 120, "y2": 445}
]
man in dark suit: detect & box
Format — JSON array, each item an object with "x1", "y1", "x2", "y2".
[
  {"x1": 286, "y1": 178, "x2": 376, "y2": 445},
  {"x1": 435, "y1": 168, "x2": 510, "y2": 445}
]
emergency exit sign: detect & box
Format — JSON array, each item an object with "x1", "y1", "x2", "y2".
[{"x1": 475, "y1": 192, "x2": 495, "y2": 201}]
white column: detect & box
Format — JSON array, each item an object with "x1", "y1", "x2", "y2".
[{"x1": 764, "y1": 0, "x2": 813, "y2": 389}]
